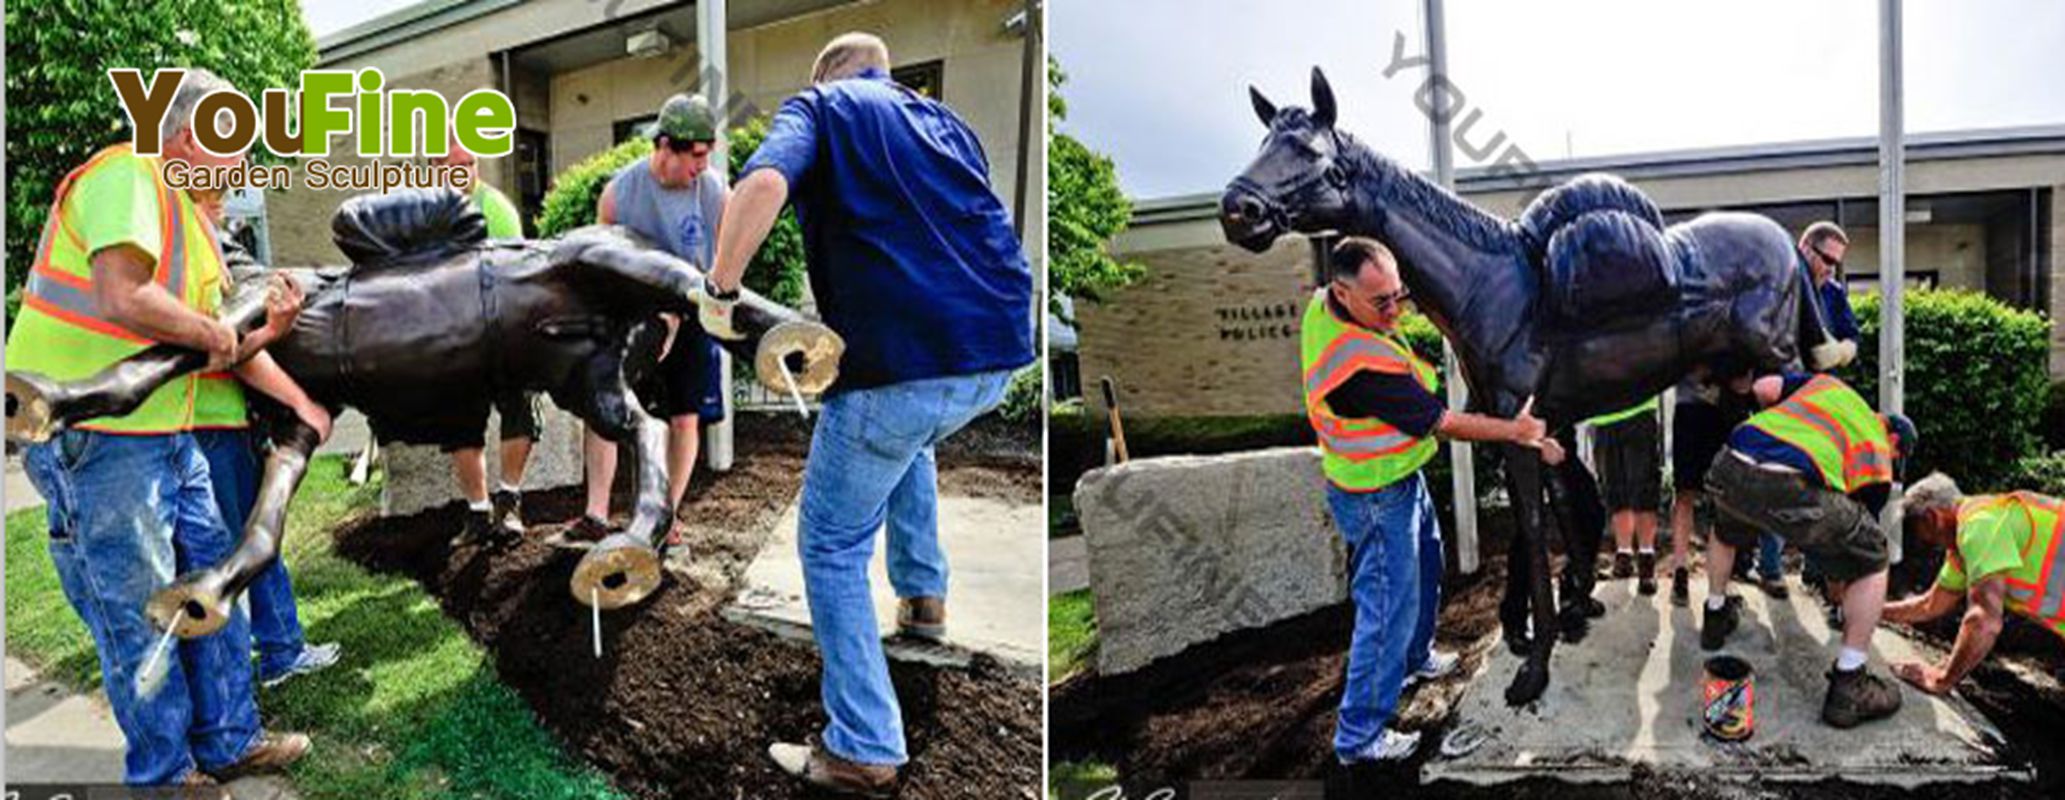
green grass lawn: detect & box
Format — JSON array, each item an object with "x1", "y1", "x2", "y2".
[
  {"x1": 1048, "y1": 588, "x2": 1098, "y2": 684},
  {"x1": 5, "y1": 454, "x2": 618, "y2": 799}
]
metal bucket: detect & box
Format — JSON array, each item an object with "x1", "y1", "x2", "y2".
[{"x1": 1702, "y1": 655, "x2": 1756, "y2": 741}]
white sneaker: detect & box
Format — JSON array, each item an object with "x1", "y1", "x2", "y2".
[
  {"x1": 1404, "y1": 650, "x2": 1460, "y2": 687},
  {"x1": 1339, "y1": 728, "x2": 1421, "y2": 765},
  {"x1": 260, "y1": 642, "x2": 342, "y2": 688}
]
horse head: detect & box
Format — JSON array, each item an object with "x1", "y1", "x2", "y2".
[{"x1": 1221, "y1": 67, "x2": 1362, "y2": 252}]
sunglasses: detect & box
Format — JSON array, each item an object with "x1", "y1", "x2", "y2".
[
  {"x1": 1814, "y1": 248, "x2": 1843, "y2": 269},
  {"x1": 1337, "y1": 281, "x2": 1411, "y2": 310},
  {"x1": 659, "y1": 136, "x2": 714, "y2": 157}
]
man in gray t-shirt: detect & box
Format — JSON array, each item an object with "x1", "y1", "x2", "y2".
[{"x1": 568, "y1": 94, "x2": 730, "y2": 545}]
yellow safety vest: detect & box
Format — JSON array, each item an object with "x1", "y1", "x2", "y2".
[
  {"x1": 1943, "y1": 493, "x2": 2065, "y2": 638},
  {"x1": 1741, "y1": 374, "x2": 1892, "y2": 493},
  {"x1": 1587, "y1": 395, "x2": 1660, "y2": 427},
  {"x1": 1300, "y1": 291, "x2": 1441, "y2": 491},
  {"x1": 7, "y1": 144, "x2": 245, "y2": 434}
]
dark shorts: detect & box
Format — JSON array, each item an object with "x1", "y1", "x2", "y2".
[
  {"x1": 1594, "y1": 412, "x2": 1661, "y2": 512},
  {"x1": 436, "y1": 390, "x2": 542, "y2": 453},
  {"x1": 1703, "y1": 448, "x2": 1888, "y2": 582},
  {"x1": 650, "y1": 323, "x2": 727, "y2": 422},
  {"x1": 1672, "y1": 401, "x2": 1733, "y2": 491}
]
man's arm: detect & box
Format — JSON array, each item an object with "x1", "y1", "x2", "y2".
[
  {"x1": 1882, "y1": 583, "x2": 1961, "y2": 624},
  {"x1": 1434, "y1": 406, "x2": 1546, "y2": 448},
  {"x1": 597, "y1": 179, "x2": 618, "y2": 226},
  {"x1": 91, "y1": 244, "x2": 236, "y2": 369},
  {"x1": 1894, "y1": 577, "x2": 2007, "y2": 694},
  {"x1": 707, "y1": 168, "x2": 788, "y2": 294},
  {"x1": 232, "y1": 351, "x2": 332, "y2": 442}
]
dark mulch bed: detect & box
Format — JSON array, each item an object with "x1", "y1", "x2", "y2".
[
  {"x1": 1052, "y1": 514, "x2": 2063, "y2": 799},
  {"x1": 333, "y1": 413, "x2": 1042, "y2": 799}
]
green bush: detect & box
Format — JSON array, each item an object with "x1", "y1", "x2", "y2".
[
  {"x1": 5, "y1": 0, "x2": 318, "y2": 329},
  {"x1": 998, "y1": 365, "x2": 1043, "y2": 423},
  {"x1": 2043, "y1": 381, "x2": 2065, "y2": 452},
  {"x1": 531, "y1": 118, "x2": 805, "y2": 306},
  {"x1": 1851, "y1": 290, "x2": 2052, "y2": 490},
  {"x1": 2011, "y1": 451, "x2": 2065, "y2": 497}
]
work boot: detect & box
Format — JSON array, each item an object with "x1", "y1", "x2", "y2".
[
  {"x1": 1701, "y1": 595, "x2": 1741, "y2": 651},
  {"x1": 490, "y1": 488, "x2": 525, "y2": 538},
  {"x1": 207, "y1": 731, "x2": 311, "y2": 781},
  {"x1": 1758, "y1": 575, "x2": 1790, "y2": 600},
  {"x1": 898, "y1": 596, "x2": 947, "y2": 643},
  {"x1": 1823, "y1": 666, "x2": 1904, "y2": 728},
  {"x1": 1612, "y1": 551, "x2": 1635, "y2": 580},
  {"x1": 179, "y1": 770, "x2": 230, "y2": 800},
  {"x1": 1637, "y1": 552, "x2": 1658, "y2": 596},
  {"x1": 1671, "y1": 567, "x2": 1690, "y2": 607},
  {"x1": 768, "y1": 740, "x2": 897, "y2": 798},
  {"x1": 458, "y1": 509, "x2": 496, "y2": 546},
  {"x1": 564, "y1": 514, "x2": 613, "y2": 545}
]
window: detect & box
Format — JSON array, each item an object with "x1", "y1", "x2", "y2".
[
  {"x1": 614, "y1": 115, "x2": 658, "y2": 145},
  {"x1": 893, "y1": 60, "x2": 945, "y2": 99}
]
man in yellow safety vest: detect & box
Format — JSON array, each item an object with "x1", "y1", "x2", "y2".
[
  {"x1": 1886, "y1": 473, "x2": 2065, "y2": 695},
  {"x1": 1302, "y1": 237, "x2": 1558, "y2": 764},
  {"x1": 1700, "y1": 371, "x2": 1917, "y2": 729},
  {"x1": 5, "y1": 68, "x2": 315, "y2": 787}
]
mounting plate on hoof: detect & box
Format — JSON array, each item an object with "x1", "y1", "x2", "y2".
[
  {"x1": 146, "y1": 581, "x2": 230, "y2": 639},
  {"x1": 5, "y1": 372, "x2": 61, "y2": 444},
  {"x1": 755, "y1": 321, "x2": 845, "y2": 396},
  {"x1": 572, "y1": 538, "x2": 664, "y2": 609}
]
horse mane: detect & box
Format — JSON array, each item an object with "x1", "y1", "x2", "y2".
[{"x1": 1340, "y1": 133, "x2": 1516, "y2": 254}]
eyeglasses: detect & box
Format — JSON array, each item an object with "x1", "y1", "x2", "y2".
[
  {"x1": 1371, "y1": 287, "x2": 1412, "y2": 308},
  {"x1": 1813, "y1": 248, "x2": 1843, "y2": 269}
]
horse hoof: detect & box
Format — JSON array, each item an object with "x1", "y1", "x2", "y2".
[
  {"x1": 4, "y1": 372, "x2": 62, "y2": 444},
  {"x1": 571, "y1": 536, "x2": 663, "y2": 610},
  {"x1": 1558, "y1": 609, "x2": 1591, "y2": 644},
  {"x1": 1504, "y1": 663, "x2": 1549, "y2": 706},
  {"x1": 146, "y1": 580, "x2": 231, "y2": 639},
  {"x1": 754, "y1": 321, "x2": 845, "y2": 396},
  {"x1": 1503, "y1": 629, "x2": 1533, "y2": 656}
]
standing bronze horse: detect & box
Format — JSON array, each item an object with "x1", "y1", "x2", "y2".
[{"x1": 1221, "y1": 68, "x2": 1835, "y2": 704}]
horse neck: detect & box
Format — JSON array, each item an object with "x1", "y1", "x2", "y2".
[{"x1": 1340, "y1": 148, "x2": 1528, "y2": 376}]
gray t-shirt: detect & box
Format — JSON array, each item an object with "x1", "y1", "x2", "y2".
[{"x1": 608, "y1": 161, "x2": 727, "y2": 269}]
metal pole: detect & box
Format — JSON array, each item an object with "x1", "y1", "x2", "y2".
[
  {"x1": 1878, "y1": 0, "x2": 1905, "y2": 562},
  {"x1": 700, "y1": 0, "x2": 735, "y2": 473},
  {"x1": 1012, "y1": 0, "x2": 1040, "y2": 239},
  {"x1": 1423, "y1": 0, "x2": 1479, "y2": 574}
]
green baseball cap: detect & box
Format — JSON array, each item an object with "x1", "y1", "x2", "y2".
[{"x1": 645, "y1": 94, "x2": 716, "y2": 143}]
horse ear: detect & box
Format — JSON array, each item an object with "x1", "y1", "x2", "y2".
[
  {"x1": 1249, "y1": 86, "x2": 1278, "y2": 126},
  {"x1": 1310, "y1": 67, "x2": 1337, "y2": 128}
]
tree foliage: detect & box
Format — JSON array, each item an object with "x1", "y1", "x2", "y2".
[
  {"x1": 5, "y1": 0, "x2": 318, "y2": 322},
  {"x1": 532, "y1": 118, "x2": 805, "y2": 306},
  {"x1": 1047, "y1": 57, "x2": 1142, "y2": 323}
]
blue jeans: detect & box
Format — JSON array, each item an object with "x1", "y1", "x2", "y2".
[
  {"x1": 193, "y1": 429, "x2": 307, "y2": 676},
  {"x1": 23, "y1": 431, "x2": 261, "y2": 785},
  {"x1": 798, "y1": 369, "x2": 1014, "y2": 766},
  {"x1": 1757, "y1": 533, "x2": 1784, "y2": 581},
  {"x1": 1325, "y1": 473, "x2": 1443, "y2": 760}
]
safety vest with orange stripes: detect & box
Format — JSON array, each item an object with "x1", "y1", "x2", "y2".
[
  {"x1": 1299, "y1": 291, "x2": 1441, "y2": 491},
  {"x1": 6, "y1": 144, "x2": 246, "y2": 434},
  {"x1": 1740, "y1": 374, "x2": 1892, "y2": 493},
  {"x1": 1940, "y1": 492, "x2": 2065, "y2": 638}
]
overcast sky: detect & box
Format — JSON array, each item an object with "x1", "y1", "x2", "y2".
[{"x1": 1051, "y1": 0, "x2": 2065, "y2": 199}]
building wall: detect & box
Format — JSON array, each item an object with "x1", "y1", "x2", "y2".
[
  {"x1": 2053, "y1": 184, "x2": 2065, "y2": 375},
  {"x1": 1837, "y1": 224, "x2": 1987, "y2": 293},
  {"x1": 546, "y1": 0, "x2": 1028, "y2": 210}
]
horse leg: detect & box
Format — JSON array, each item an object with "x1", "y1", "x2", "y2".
[
  {"x1": 1503, "y1": 442, "x2": 1558, "y2": 706},
  {"x1": 568, "y1": 347, "x2": 670, "y2": 611},
  {"x1": 1500, "y1": 475, "x2": 1536, "y2": 655},
  {"x1": 147, "y1": 419, "x2": 321, "y2": 638},
  {"x1": 1545, "y1": 427, "x2": 1607, "y2": 643}
]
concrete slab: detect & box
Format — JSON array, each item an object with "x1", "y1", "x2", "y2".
[
  {"x1": 724, "y1": 496, "x2": 1044, "y2": 676},
  {"x1": 6, "y1": 657, "x2": 298, "y2": 796},
  {"x1": 1428, "y1": 577, "x2": 2020, "y2": 786},
  {"x1": 1050, "y1": 535, "x2": 1089, "y2": 596}
]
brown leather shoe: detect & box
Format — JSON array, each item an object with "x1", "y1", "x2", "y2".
[
  {"x1": 564, "y1": 514, "x2": 613, "y2": 544},
  {"x1": 897, "y1": 596, "x2": 946, "y2": 642},
  {"x1": 207, "y1": 731, "x2": 311, "y2": 781},
  {"x1": 1824, "y1": 666, "x2": 1903, "y2": 728},
  {"x1": 768, "y1": 741, "x2": 897, "y2": 797},
  {"x1": 178, "y1": 770, "x2": 231, "y2": 799}
]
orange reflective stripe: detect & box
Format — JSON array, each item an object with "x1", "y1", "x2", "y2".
[
  {"x1": 1303, "y1": 334, "x2": 1410, "y2": 399},
  {"x1": 21, "y1": 294, "x2": 149, "y2": 344}
]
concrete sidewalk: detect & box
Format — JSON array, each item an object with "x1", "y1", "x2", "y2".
[
  {"x1": 6, "y1": 657, "x2": 298, "y2": 796},
  {"x1": 725, "y1": 495, "x2": 1045, "y2": 677}
]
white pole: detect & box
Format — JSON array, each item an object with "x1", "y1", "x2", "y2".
[
  {"x1": 1878, "y1": 0, "x2": 1905, "y2": 563},
  {"x1": 700, "y1": 0, "x2": 735, "y2": 473},
  {"x1": 1423, "y1": 0, "x2": 1479, "y2": 574}
]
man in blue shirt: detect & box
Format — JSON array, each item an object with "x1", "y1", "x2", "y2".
[{"x1": 699, "y1": 32, "x2": 1035, "y2": 795}]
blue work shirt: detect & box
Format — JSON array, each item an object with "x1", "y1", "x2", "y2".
[
  {"x1": 1800, "y1": 250, "x2": 1861, "y2": 341},
  {"x1": 742, "y1": 67, "x2": 1036, "y2": 392}
]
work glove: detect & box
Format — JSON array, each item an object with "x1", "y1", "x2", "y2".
[{"x1": 694, "y1": 284, "x2": 746, "y2": 342}]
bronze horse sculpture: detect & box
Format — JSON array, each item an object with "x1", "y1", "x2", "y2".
[
  {"x1": 1221, "y1": 68, "x2": 1836, "y2": 705},
  {"x1": 5, "y1": 188, "x2": 844, "y2": 639}
]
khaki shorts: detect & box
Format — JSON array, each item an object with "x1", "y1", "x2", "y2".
[{"x1": 1702, "y1": 448, "x2": 1888, "y2": 582}]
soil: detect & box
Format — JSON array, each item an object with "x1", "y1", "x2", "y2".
[
  {"x1": 1050, "y1": 514, "x2": 2065, "y2": 800},
  {"x1": 331, "y1": 413, "x2": 1043, "y2": 799}
]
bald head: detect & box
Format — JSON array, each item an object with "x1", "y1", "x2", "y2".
[{"x1": 811, "y1": 32, "x2": 890, "y2": 83}]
